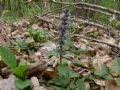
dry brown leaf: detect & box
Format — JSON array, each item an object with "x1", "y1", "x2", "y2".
[
  {"x1": 43, "y1": 68, "x2": 57, "y2": 79},
  {"x1": 31, "y1": 77, "x2": 49, "y2": 90},
  {"x1": 79, "y1": 55, "x2": 89, "y2": 67},
  {"x1": 93, "y1": 54, "x2": 113, "y2": 70},
  {"x1": 32, "y1": 24, "x2": 40, "y2": 30},
  {"x1": 94, "y1": 79, "x2": 106, "y2": 86},
  {"x1": 105, "y1": 80, "x2": 120, "y2": 90}
]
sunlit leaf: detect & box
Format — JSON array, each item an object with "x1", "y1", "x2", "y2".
[
  {"x1": 15, "y1": 79, "x2": 31, "y2": 89},
  {"x1": 76, "y1": 79, "x2": 85, "y2": 90},
  {"x1": 0, "y1": 47, "x2": 17, "y2": 69}
]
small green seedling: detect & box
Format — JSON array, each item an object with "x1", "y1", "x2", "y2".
[
  {"x1": 28, "y1": 27, "x2": 48, "y2": 42},
  {"x1": 16, "y1": 38, "x2": 35, "y2": 51}
]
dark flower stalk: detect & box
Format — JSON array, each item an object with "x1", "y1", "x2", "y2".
[{"x1": 58, "y1": 10, "x2": 70, "y2": 64}]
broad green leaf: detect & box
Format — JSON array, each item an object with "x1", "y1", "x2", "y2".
[
  {"x1": 57, "y1": 65, "x2": 79, "y2": 78},
  {"x1": 111, "y1": 19, "x2": 119, "y2": 27},
  {"x1": 116, "y1": 77, "x2": 120, "y2": 87},
  {"x1": 47, "y1": 49, "x2": 57, "y2": 57},
  {"x1": 14, "y1": 60, "x2": 27, "y2": 79},
  {"x1": 111, "y1": 57, "x2": 120, "y2": 74},
  {"x1": 16, "y1": 38, "x2": 25, "y2": 48},
  {"x1": 76, "y1": 79, "x2": 85, "y2": 90},
  {"x1": 51, "y1": 75, "x2": 70, "y2": 87},
  {"x1": 72, "y1": 48, "x2": 83, "y2": 55},
  {"x1": 69, "y1": 70, "x2": 79, "y2": 78},
  {"x1": 95, "y1": 64, "x2": 113, "y2": 79},
  {"x1": 72, "y1": 58, "x2": 81, "y2": 66},
  {"x1": 52, "y1": 86, "x2": 64, "y2": 90},
  {"x1": 15, "y1": 79, "x2": 31, "y2": 89},
  {"x1": 0, "y1": 47, "x2": 17, "y2": 69},
  {"x1": 57, "y1": 65, "x2": 69, "y2": 77}
]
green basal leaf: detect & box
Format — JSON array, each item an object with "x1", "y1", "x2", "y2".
[
  {"x1": 14, "y1": 60, "x2": 27, "y2": 79},
  {"x1": 52, "y1": 86, "x2": 64, "y2": 90},
  {"x1": 72, "y1": 48, "x2": 83, "y2": 55},
  {"x1": 111, "y1": 19, "x2": 119, "y2": 27},
  {"x1": 51, "y1": 75, "x2": 70, "y2": 87},
  {"x1": 70, "y1": 81, "x2": 76, "y2": 89},
  {"x1": 15, "y1": 79, "x2": 31, "y2": 89},
  {"x1": 110, "y1": 57, "x2": 120, "y2": 74},
  {"x1": 0, "y1": 47, "x2": 17, "y2": 69},
  {"x1": 47, "y1": 49, "x2": 58, "y2": 57},
  {"x1": 95, "y1": 64, "x2": 113, "y2": 80},
  {"x1": 69, "y1": 70, "x2": 79, "y2": 78},
  {"x1": 76, "y1": 79, "x2": 85, "y2": 90},
  {"x1": 16, "y1": 38, "x2": 26, "y2": 48},
  {"x1": 72, "y1": 58, "x2": 81, "y2": 66},
  {"x1": 57, "y1": 65, "x2": 70, "y2": 77},
  {"x1": 57, "y1": 64, "x2": 79, "y2": 78}
]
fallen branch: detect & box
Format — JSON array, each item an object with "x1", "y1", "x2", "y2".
[
  {"x1": 52, "y1": 0, "x2": 120, "y2": 16},
  {"x1": 41, "y1": 5, "x2": 72, "y2": 16},
  {"x1": 50, "y1": 15, "x2": 112, "y2": 30},
  {"x1": 73, "y1": 5, "x2": 111, "y2": 16},
  {"x1": 73, "y1": 34, "x2": 120, "y2": 49}
]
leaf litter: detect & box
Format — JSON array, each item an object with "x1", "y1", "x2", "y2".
[{"x1": 0, "y1": 16, "x2": 120, "y2": 90}]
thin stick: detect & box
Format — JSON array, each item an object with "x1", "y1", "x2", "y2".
[
  {"x1": 52, "y1": 0, "x2": 120, "y2": 16},
  {"x1": 73, "y1": 34, "x2": 120, "y2": 49}
]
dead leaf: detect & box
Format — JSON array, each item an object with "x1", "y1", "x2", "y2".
[
  {"x1": 94, "y1": 78, "x2": 106, "y2": 86},
  {"x1": 105, "y1": 80, "x2": 120, "y2": 90},
  {"x1": 93, "y1": 54, "x2": 113, "y2": 70}
]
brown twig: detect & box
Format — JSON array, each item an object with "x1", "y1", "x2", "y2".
[
  {"x1": 73, "y1": 34, "x2": 120, "y2": 49},
  {"x1": 50, "y1": 15, "x2": 112, "y2": 30},
  {"x1": 52, "y1": 0, "x2": 120, "y2": 16}
]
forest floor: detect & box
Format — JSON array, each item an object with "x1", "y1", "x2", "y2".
[{"x1": 0, "y1": 15, "x2": 120, "y2": 90}]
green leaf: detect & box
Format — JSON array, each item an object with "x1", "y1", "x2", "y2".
[
  {"x1": 70, "y1": 82, "x2": 76, "y2": 89},
  {"x1": 47, "y1": 49, "x2": 57, "y2": 57},
  {"x1": 69, "y1": 70, "x2": 79, "y2": 78},
  {"x1": 95, "y1": 64, "x2": 113, "y2": 79},
  {"x1": 76, "y1": 79, "x2": 85, "y2": 90},
  {"x1": 72, "y1": 48, "x2": 83, "y2": 55},
  {"x1": 111, "y1": 19, "x2": 119, "y2": 27},
  {"x1": 51, "y1": 75, "x2": 70, "y2": 87},
  {"x1": 52, "y1": 86, "x2": 64, "y2": 90},
  {"x1": 57, "y1": 65, "x2": 69, "y2": 77},
  {"x1": 16, "y1": 38, "x2": 25, "y2": 48},
  {"x1": 14, "y1": 60, "x2": 27, "y2": 79},
  {"x1": 72, "y1": 58, "x2": 81, "y2": 66},
  {"x1": 15, "y1": 79, "x2": 31, "y2": 89},
  {"x1": 116, "y1": 77, "x2": 120, "y2": 87},
  {"x1": 111, "y1": 57, "x2": 120, "y2": 74},
  {"x1": 57, "y1": 65, "x2": 79, "y2": 78},
  {"x1": 0, "y1": 47, "x2": 17, "y2": 69}
]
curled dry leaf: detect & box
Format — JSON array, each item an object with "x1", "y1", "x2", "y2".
[
  {"x1": 52, "y1": 56, "x2": 59, "y2": 68},
  {"x1": 31, "y1": 76, "x2": 51, "y2": 90},
  {"x1": 43, "y1": 68, "x2": 57, "y2": 79},
  {"x1": 94, "y1": 78, "x2": 106, "y2": 87},
  {"x1": 105, "y1": 80, "x2": 120, "y2": 90}
]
